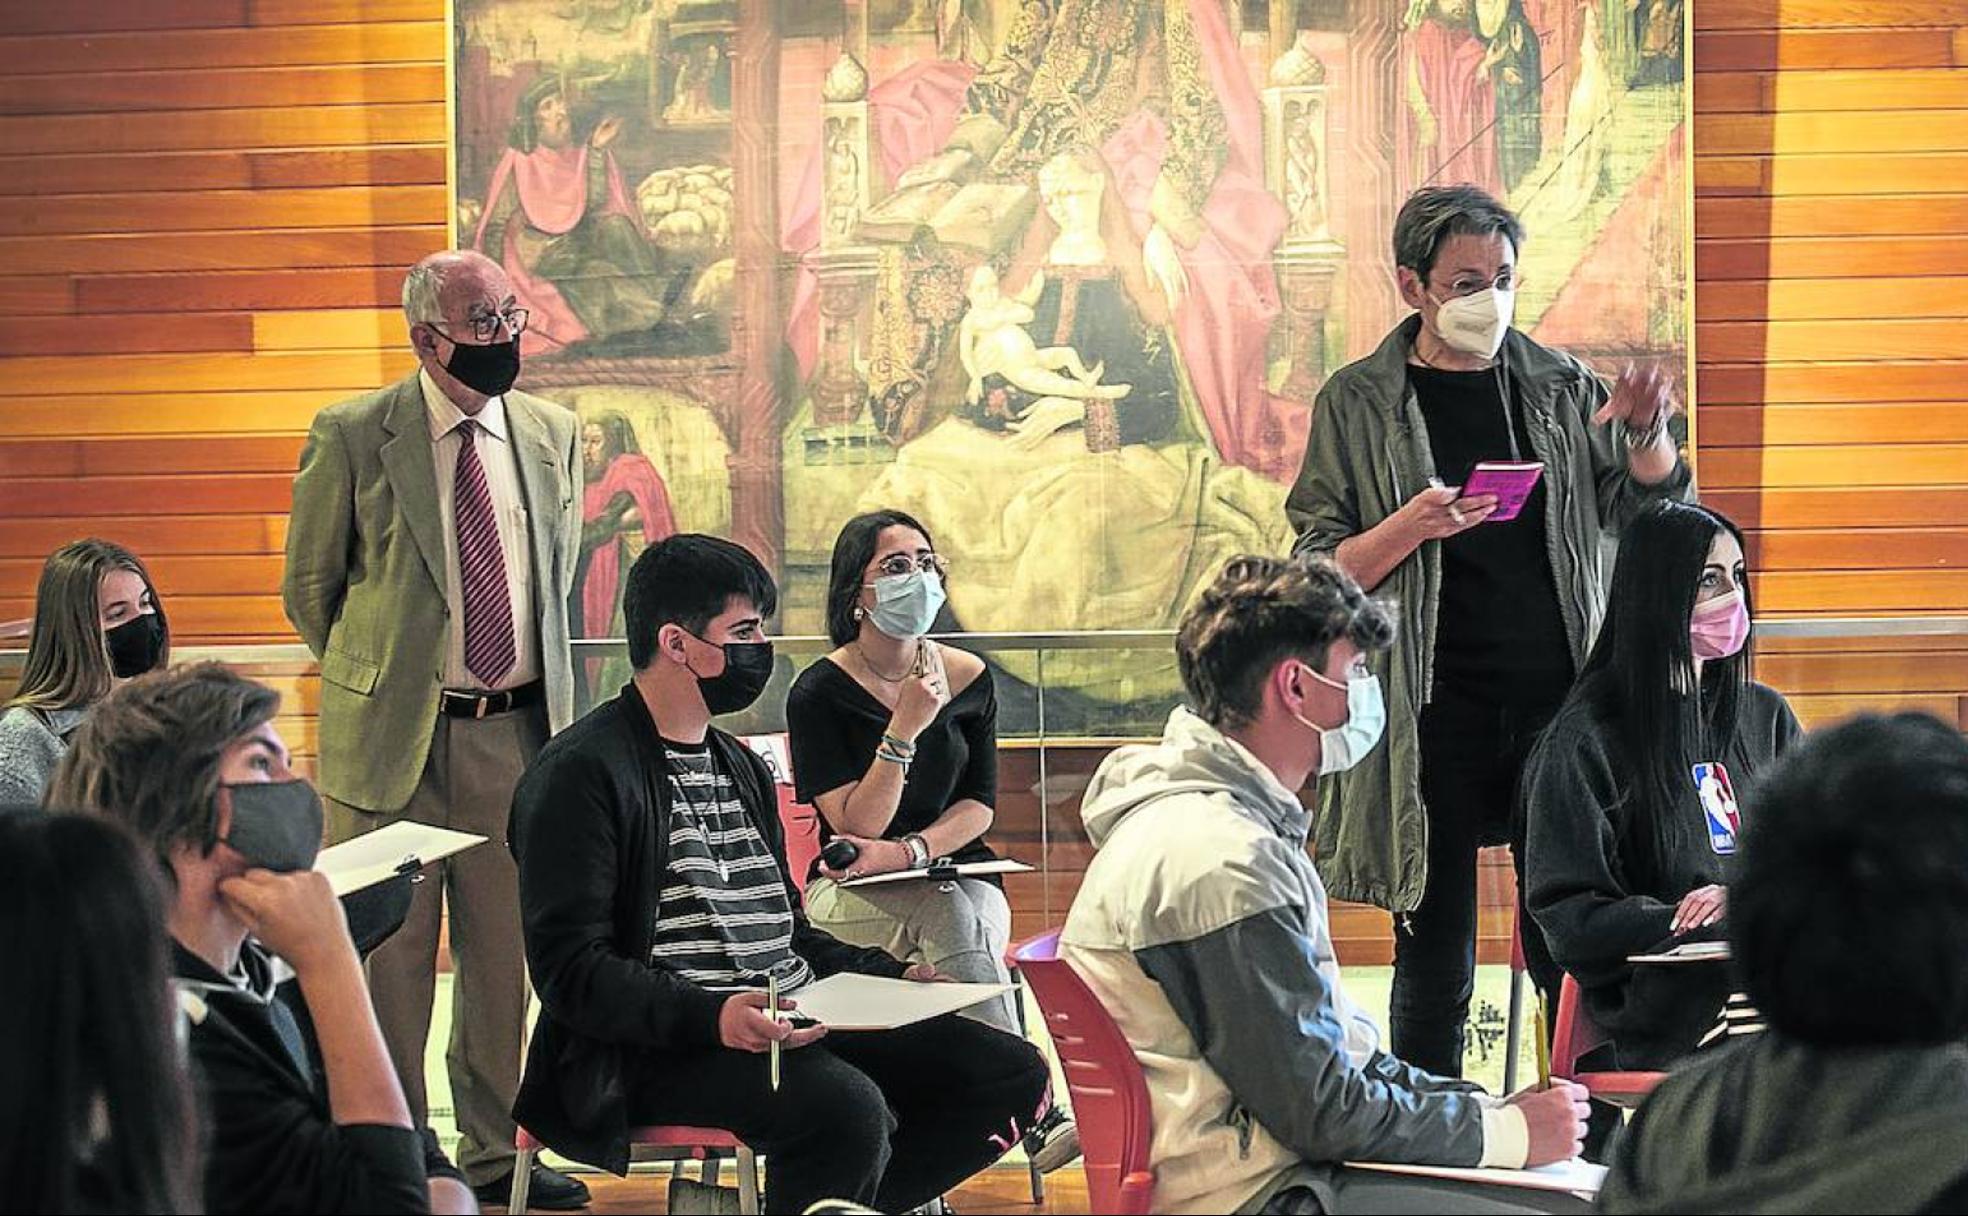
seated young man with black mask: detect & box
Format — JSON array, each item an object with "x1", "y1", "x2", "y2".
[
  {"x1": 510, "y1": 534, "x2": 1052, "y2": 1214},
  {"x1": 49, "y1": 663, "x2": 474, "y2": 1215}
]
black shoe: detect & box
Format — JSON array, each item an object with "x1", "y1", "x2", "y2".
[
  {"x1": 474, "y1": 1161, "x2": 592, "y2": 1211},
  {"x1": 1026, "y1": 1105, "x2": 1082, "y2": 1174}
]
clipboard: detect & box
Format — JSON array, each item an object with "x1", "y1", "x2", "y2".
[
  {"x1": 787, "y1": 974, "x2": 1016, "y2": 1031},
  {"x1": 839, "y1": 859, "x2": 1034, "y2": 889},
  {"x1": 1629, "y1": 940, "x2": 1731, "y2": 965},
  {"x1": 315, "y1": 821, "x2": 486, "y2": 896},
  {"x1": 1345, "y1": 1159, "x2": 1605, "y2": 1198}
]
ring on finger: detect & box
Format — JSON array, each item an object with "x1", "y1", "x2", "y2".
[{"x1": 1449, "y1": 507, "x2": 1466, "y2": 525}]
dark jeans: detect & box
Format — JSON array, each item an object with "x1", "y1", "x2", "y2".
[
  {"x1": 1391, "y1": 682, "x2": 1566, "y2": 1079},
  {"x1": 626, "y1": 1012, "x2": 1050, "y2": 1214}
]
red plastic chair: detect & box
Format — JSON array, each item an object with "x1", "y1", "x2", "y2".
[
  {"x1": 740, "y1": 733, "x2": 822, "y2": 895},
  {"x1": 1549, "y1": 973, "x2": 1666, "y2": 1107},
  {"x1": 1012, "y1": 930, "x2": 1155, "y2": 1216},
  {"x1": 511, "y1": 1125, "x2": 758, "y2": 1213}
]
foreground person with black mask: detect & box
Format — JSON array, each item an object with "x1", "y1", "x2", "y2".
[
  {"x1": 510, "y1": 534, "x2": 1052, "y2": 1214},
  {"x1": 47, "y1": 663, "x2": 476, "y2": 1214},
  {"x1": 283, "y1": 248, "x2": 588, "y2": 1209}
]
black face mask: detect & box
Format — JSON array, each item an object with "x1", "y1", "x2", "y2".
[
  {"x1": 220, "y1": 780, "x2": 325, "y2": 873},
  {"x1": 442, "y1": 335, "x2": 521, "y2": 396},
  {"x1": 104, "y1": 612, "x2": 166, "y2": 679},
  {"x1": 687, "y1": 638, "x2": 776, "y2": 716}
]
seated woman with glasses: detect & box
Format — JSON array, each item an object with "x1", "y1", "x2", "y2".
[
  {"x1": 786, "y1": 509, "x2": 1081, "y2": 1170},
  {"x1": 786, "y1": 510, "x2": 1013, "y2": 1025}
]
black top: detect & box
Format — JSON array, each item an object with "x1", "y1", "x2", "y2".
[
  {"x1": 173, "y1": 940, "x2": 428, "y2": 1215},
  {"x1": 509, "y1": 685, "x2": 905, "y2": 1173},
  {"x1": 786, "y1": 656, "x2": 999, "y2": 869},
  {"x1": 1409, "y1": 362, "x2": 1574, "y2": 703},
  {"x1": 1524, "y1": 680, "x2": 1804, "y2": 1069}
]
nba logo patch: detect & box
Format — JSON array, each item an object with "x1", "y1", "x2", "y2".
[{"x1": 1693, "y1": 762, "x2": 1741, "y2": 855}]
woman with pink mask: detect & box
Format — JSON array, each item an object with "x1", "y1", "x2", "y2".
[{"x1": 1523, "y1": 500, "x2": 1800, "y2": 1075}]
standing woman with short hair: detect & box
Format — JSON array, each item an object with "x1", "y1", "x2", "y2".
[
  {"x1": 0, "y1": 539, "x2": 169, "y2": 805},
  {"x1": 1286, "y1": 185, "x2": 1692, "y2": 1077}
]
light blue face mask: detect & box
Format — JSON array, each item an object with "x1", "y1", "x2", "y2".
[
  {"x1": 867, "y1": 570, "x2": 947, "y2": 639},
  {"x1": 1293, "y1": 666, "x2": 1388, "y2": 776}
]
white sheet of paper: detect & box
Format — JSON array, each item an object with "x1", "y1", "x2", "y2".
[
  {"x1": 1629, "y1": 940, "x2": 1731, "y2": 964},
  {"x1": 1345, "y1": 1158, "x2": 1607, "y2": 1198},
  {"x1": 839, "y1": 859, "x2": 1034, "y2": 888},
  {"x1": 787, "y1": 974, "x2": 1016, "y2": 1031},
  {"x1": 316, "y1": 821, "x2": 486, "y2": 896}
]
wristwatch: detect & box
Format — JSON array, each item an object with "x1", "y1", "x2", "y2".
[{"x1": 902, "y1": 833, "x2": 932, "y2": 870}]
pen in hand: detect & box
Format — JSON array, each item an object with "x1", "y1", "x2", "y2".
[{"x1": 767, "y1": 973, "x2": 782, "y2": 1092}]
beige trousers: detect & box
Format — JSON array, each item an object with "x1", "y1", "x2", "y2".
[{"x1": 325, "y1": 705, "x2": 546, "y2": 1185}]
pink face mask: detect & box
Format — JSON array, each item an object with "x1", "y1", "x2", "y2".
[{"x1": 1690, "y1": 588, "x2": 1750, "y2": 660}]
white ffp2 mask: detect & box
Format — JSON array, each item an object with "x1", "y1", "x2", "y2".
[{"x1": 1431, "y1": 285, "x2": 1515, "y2": 359}]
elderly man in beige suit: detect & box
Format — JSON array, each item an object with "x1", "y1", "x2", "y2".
[{"x1": 283, "y1": 249, "x2": 590, "y2": 1209}]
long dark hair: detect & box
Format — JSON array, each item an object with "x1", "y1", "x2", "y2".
[
  {"x1": 1561, "y1": 500, "x2": 1756, "y2": 883},
  {"x1": 824, "y1": 509, "x2": 940, "y2": 646},
  {"x1": 8, "y1": 539, "x2": 169, "y2": 715},
  {"x1": 0, "y1": 810, "x2": 200, "y2": 1213}
]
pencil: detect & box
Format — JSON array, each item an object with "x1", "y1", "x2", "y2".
[
  {"x1": 767, "y1": 974, "x2": 782, "y2": 1092},
  {"x1": 1533, "y1": 994, "x2": 1552, "y2": 1090}
]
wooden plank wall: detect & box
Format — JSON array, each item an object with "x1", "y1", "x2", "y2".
[
  {"x1": 0, "y1": 0, "x2": 445, "y2": 672},
  {"x1": 2, "y1": 2, "x2": 1965, "y2": 958},
  {"x1": 1693, "y1": 0, "x2": 1968, "y2": 733}
]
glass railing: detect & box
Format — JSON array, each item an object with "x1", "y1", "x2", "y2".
[{"x1": 4, "y1": 616, "x2": 1965, "y2": 942}]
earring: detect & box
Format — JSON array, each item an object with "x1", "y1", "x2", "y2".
[{"x1": 852, "y1": 606, "x2": 865, "y2": 621}]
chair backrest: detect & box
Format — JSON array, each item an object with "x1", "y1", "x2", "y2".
[
  {"x1": 1012, "y1": 930, "x2": 1155, "y2": 1216},
  {"x1": 739, "y1": 732, "x2": 822, "y2": 896},
  {"x1": 1549, "y1": 972, "x2": 1610, "y2": 1078}
]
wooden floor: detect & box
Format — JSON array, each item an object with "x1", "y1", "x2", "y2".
[{"x1": 513, "y1": 1163, "x2": 1090, "y2": 1214}]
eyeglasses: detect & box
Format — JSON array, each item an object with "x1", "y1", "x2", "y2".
[
  {"x1": 871, "y1": 553, "x2": 948, "y2": 579},
  {"x1": 431, "y1": 307, "x2": 530, "y2": 344},
  {"x1": 1431, "y1": 270, "x2": 1520, "y2": 299}
]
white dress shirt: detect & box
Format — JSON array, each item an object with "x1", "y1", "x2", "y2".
[{"x1": 421, "y1": 369, "x2": 542, "y2": 691}]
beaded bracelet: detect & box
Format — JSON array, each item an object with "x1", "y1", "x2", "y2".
[{"x1": 1624, "y1": 415, "x2": 1669, "y2": 450}]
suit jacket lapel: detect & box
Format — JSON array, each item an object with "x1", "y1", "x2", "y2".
[
  {"x1": 506, "y1": 394, "x2": 564, "y2": 570},
  {"x1": 377, "y1": 375, "x2": 447, "y2": 598}
]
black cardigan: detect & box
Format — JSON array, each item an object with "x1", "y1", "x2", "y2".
[
  {"x1": 509, "y1": 684, "x2": 907, "y2": 1173},
  {"x1": 174, "y1": 941, "x2": 427, "y2": 1215}
]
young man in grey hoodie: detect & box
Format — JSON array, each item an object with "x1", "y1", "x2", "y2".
[{"x1": 1061, "y1": 554, "x2": 1590, "y2": 1215}]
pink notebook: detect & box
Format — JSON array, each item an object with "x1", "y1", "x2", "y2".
[{"x1": 1459, "y1": 461, "x2": 1544, "y2": 522}]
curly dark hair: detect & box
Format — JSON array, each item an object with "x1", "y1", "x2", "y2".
[
  {"x1": 1734, "y1": 712, "x2": 1968, "y2": 1046},
  {"x1": 1176, "y1": 554, "x2": 1395, "y2": 729}
]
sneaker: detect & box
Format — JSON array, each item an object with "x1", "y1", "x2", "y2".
[
  {"x1": 1026, "y1": 1106, "x2": 1082, "y2": 1174},
  {"x1": 472, "y1": 1160, "x2": 592, "y2": 1211}
]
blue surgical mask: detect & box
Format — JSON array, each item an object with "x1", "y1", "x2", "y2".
[
  {"x1": 1293, "y1": 667, "x2": 1388, "y2": 776},
  {"x1": 867, "y1": 571, "x2": 946, "y2": 639}
]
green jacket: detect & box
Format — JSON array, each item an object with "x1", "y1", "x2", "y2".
[
  {"x1": 1285, "y1": 317, "x2": 1691, "y2": 913},
  {"x1": 282, "y1": 374, "x2": 584, "y2": 814}
]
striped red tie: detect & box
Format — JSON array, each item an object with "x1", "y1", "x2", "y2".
[{"x1": 454, "y1": 419, "x2": 516, "y2": 686}]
